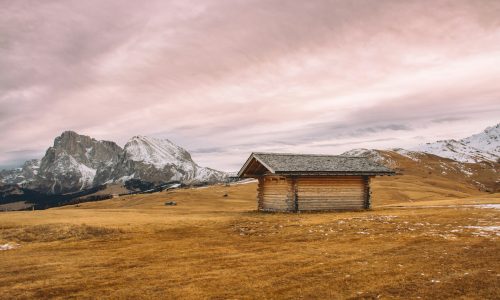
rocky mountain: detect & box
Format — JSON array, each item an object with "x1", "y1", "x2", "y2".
[
  {"x1": 0, "y1": 159, "x2": 40, "y2": 186},
  {"x1": 28, "y1": 131, "x2": 124, "y2": 193},
  {"x1": 108, "y1": 135, "x2": 225, "y2": 185},
  {"x1": 2, "y1": 125, "x2": 497, "y2": 197},
  {"x1": 411, "y1": 123, "x2": 499, "y2": 163},
  {"x1": 0, "y1": 131, "x2": 227, "y2": 194}
]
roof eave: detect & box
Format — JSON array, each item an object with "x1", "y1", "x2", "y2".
[
  {"x1": 252, "y1": 154, "x2": 275, "y2": 173},
  {"x1": 237, "y1": 153, "x2": 255, "y2": 177},
  {"x1": 237, "y1": 153, "x2": 276, "y2": 177}
]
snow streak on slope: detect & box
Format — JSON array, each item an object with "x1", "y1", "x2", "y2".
[
  {"x1": 342, "y1": 148, "x2": 385, "y2": 162},
  {"x1": 77, "y1": 161, "x2": 97, "y2": 189},
  {"x1": 53, "y1": 154, "x2": 97, "y2": 190},
  {"x1": 123, "y1": 135, "x2": 227, "y2": 183},
  {"x1": 125, "y1": 136, "x2": 193, "y2": 169}
]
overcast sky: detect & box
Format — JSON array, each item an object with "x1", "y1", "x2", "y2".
[{"x1": 1, "y1": 0, "x2": 499, "y2": 171}]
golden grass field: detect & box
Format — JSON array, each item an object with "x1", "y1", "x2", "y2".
[{"x1": 1, "y1": 176, "x2": 499, "y2": 299}]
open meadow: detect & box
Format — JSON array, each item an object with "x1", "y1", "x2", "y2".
[
  {"x1": 2, "y1": 1, "x2": 500, "y2": 298},
  {"x1": 1, "y1": 179, "x2": 499, "y2": 299}
]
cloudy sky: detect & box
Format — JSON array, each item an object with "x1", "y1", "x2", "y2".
[{"x1": 1, "y1": 0, "x2": 499, "y2": 171}]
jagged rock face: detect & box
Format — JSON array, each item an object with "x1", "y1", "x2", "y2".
[
  {"x1": 0, "y1": 159, "x2": 40, "y2": 186},
  {"x1": 32, "y1": 131, "x2": 124, "y2": 194},
  {"x1": 45, "y1": 131, "x2": 124, "y2": 170},
  {"x1": 1, "y1": 131, "x2": 227, "y2": 194}
]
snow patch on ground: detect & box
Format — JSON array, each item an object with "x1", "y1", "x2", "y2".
[
  {"x1": 456, "y1": 164, "x2": 474, "y2": 176},
  {"x1": 394, "y1": 204, "x2": 500, "y2": 210},
  {"x1": 471, "y1": 204, "x2": 500, "y2": 210},
  {"x1": 463, "y1": 226, "x2": 500, "y2": 237},
  {"x1": 393, "y1": 149, "x2": 421, "y2": 162},
  {"x1": 0, "y1": 243, "x2": 20, "y2": 251}
]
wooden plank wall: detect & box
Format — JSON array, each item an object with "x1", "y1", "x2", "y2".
[
  {"x1": 257, "y1": 175, "x2": 370, "y2": 212},
  {"x1": 259, "y1": 176, "x2": 294, "y2": 211},
  {"x1": 296, "y1": 176, "x2": 366, "y2": 211}
]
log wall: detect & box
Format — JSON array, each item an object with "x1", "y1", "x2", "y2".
[
  {"x1": 257, "y1": 175, "x2": 369, "y2": 212},
  {"x1": 258, "y1": 176, "x2": 294, "y2": 211},
  {"x1": 296, "y1": 176, "x2": 366, "y2": 211}
]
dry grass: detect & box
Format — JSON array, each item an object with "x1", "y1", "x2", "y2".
[
  {"x1": 0, "y1": 224, "x2": 123, "y2": 243},
  {"x1": 0, "y1": 181, "x2": 499, "y2": 299}
]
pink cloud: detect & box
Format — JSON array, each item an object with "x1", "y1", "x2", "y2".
[{"x1": 1, "y1": 0, "x2": 499, "y2": 170}]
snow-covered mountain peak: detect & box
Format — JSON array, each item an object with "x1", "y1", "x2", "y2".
[
  {"x1": 124, "y1": 135, "x2": 193, "y2": 169},
  {"x1": 484, "y1": 123, "x2": 499, "y2": 134},
  {"x1": 461, "y1": 123, "x2": 499, "y2": 154},
  {"x1": 122, "y1": 135, "x2": 226, "y2": 183},
  {"x1": 129, "y1": 135, "x2": 176, "y2": 149},
  {"x1": 411, "y1": 123, "x2": 499, "y2": 163}
]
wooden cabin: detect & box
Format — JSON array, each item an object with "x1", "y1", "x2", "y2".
[{"x1": 238, "y1": 153, "x2": 395, "y2": 212}]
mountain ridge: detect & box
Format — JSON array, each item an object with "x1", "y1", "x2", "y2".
[
  {"x1": 1, "y1": 124, "x2": 498, "y2": 196},
  {"x1": 0, "y1": 131, "x2": 227, "y2": 194},
  {"x1": 411, "y1": 123, "x2": 499, "y2": 163}
]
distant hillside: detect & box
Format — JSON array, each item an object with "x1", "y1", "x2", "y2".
[
  {"x1": 343, "y1": 148, "x2": 499, "y2": 205},
  {"x1": 345, "y1": 124, "x2": 499, "y2": 195}
]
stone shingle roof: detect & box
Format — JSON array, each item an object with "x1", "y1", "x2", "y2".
[{"x1": 238, "y1": 152, "x2": 395, "y2": 177}]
